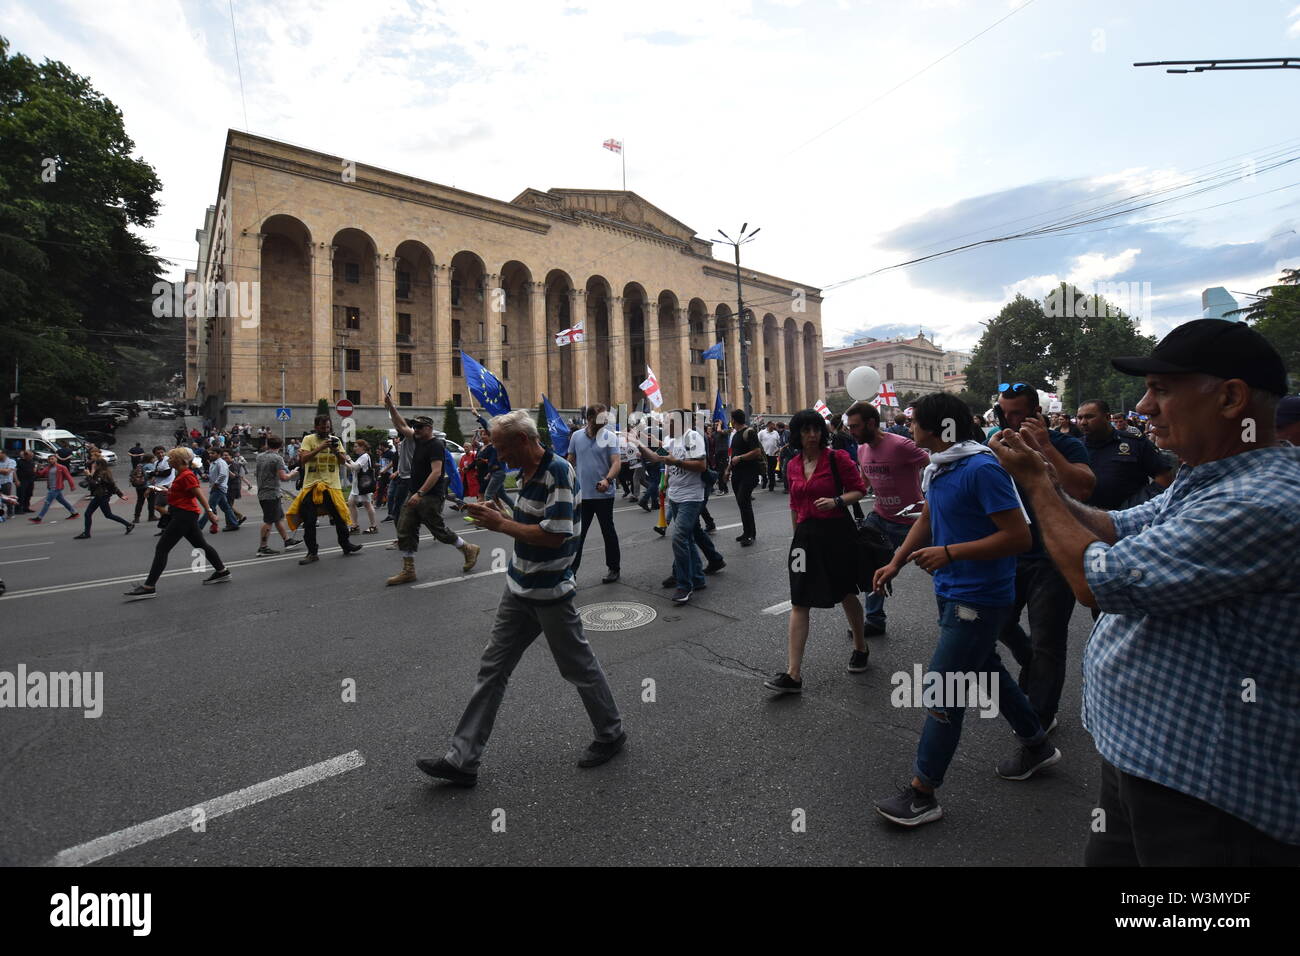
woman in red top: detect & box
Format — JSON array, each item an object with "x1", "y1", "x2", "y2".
[
  {"x1": 460, "y1": 441, "x2": 481, "y2": 501},
  {"x1": 124, "y1": 448, "x2": 229, "y2": 597},
  {"x1": 765, "y1": 409, "x2": 870, "y2": 695}
]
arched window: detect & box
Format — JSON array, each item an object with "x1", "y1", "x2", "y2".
[
  {"x1": 836, "y1": 369, "x2": 845, "y2": 387},
  {"x1": 886, "y1": 362, "x2": 894, "y2": 380},
  {"x1": 824, "y1": 371, "x2": 830, "y2": 387}
]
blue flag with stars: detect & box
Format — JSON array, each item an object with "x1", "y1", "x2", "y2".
[
  {"x1": 701, "y1": 341, "x2": 724, "y2": 361},
  {"x1": 713, "y1": 389, "x2": 726, "y2": 424},
  {"x1": 542, "y1": 394, "x2": 571, "y2": 456},
  {"x1": 460, "y1": 351, "x2": 511, "y2": 416}
]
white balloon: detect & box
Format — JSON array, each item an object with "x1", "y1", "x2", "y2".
[{"x1": 845, "y1": 366, "x2": 881, "y2": 401}]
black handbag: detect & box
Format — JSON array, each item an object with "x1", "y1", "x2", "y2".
[
  {"x1": 828, "y1": 449, "x2": 894, "y2": 589},
  {"x1": 356, "y1": 465, "x2": 375, "y2": 495}
]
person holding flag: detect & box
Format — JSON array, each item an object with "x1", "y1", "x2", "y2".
[{"x1": 383, "y1": 392, "x2": 481, "y2": 586}]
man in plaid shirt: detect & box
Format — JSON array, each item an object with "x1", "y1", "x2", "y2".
[{"x1": 991, "y1": 320, "x2": 1299, "y2": 865}]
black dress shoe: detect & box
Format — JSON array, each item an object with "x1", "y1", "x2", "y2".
[
  {"x1": 601, "y1": 570, "x2": 620, "y2": 584},
  {"x1": 740, "y1": 537, "x2": 754, "y2": 547},
  {"x1": 704, "y1": 559, "x2": 726, "y2": 575},
  {"x1": 652, "y1": 526, "x2": 665, "y2": 537},
  {"x1": 416, "y1": 757, "x2": 478, "y2": 787},
  {"x1": 578, "y1": 732, "x2": 627, "y2": 768},
  {"x1": 343, "y1": 544, "x2": 363, "y2": 555}
]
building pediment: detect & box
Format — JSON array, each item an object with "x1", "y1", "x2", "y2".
[{"x1": 510, "y1": 188, "x2": 699, "y2": 243}]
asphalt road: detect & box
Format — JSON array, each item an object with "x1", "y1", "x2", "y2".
[{"x1": 0, "y1": 415, "x2": 1101, "y2": 866}]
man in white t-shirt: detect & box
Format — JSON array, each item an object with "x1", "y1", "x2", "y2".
[
  {"x1": 759, "y1": 421, "x2": 782, "y2": 490},
  {"x1": 637, "y1": 409, "x2": 711, "y2": 604}
]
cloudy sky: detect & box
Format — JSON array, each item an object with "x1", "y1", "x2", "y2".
[{"x1": 6, "y1": 0, "x2": 1300, "y2": 350}]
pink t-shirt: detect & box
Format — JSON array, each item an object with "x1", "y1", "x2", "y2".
[
  {"x1": 857, "y1": 431, "x2": 929, "y2": 524},
  {"x1": 788, "y1": 448, "x2": 867, "y2": 524}
]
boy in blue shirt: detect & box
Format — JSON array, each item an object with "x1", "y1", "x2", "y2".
[{"x1": 872, "y1": 393, "x2": 1059, "y2": 826}]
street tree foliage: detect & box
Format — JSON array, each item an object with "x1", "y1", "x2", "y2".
[
  {"x1": 1228, "y1": 267, "x2": 1300, "y2": 389},
  {"x1": 965, "y1": 287, "x2": 1155, "y2": 413},
  {"x1": 441, "y1": 398, "x2": 465, "y2": 445},
  {"x1": 0, "y1": 37, "x2": 168, "y2": 425}
]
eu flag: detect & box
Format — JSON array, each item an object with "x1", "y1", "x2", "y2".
[
  {"x1": 460, "y1": 351, "x2": 511, "y2": 416},
  {"x1": 701, "y1": 341, "x2": 724, "y2": 361},
  {"x1": 444, "y1": 447, "x2": 463, "y2": 498},
  {"x1": 712, "y1": 389, "x2": 726, "y2": 424},
  {"x1": 542, "y1": 394, "x2": 571, "y2": 456}
]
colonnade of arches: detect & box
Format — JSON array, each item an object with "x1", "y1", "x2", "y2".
[{"x1": 252, "y1": 216, "x2": 822, "y2": 413}]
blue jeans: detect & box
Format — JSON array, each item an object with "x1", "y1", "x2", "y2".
[
  {"x1": 387, "y1": 477, "x2": 409, "y2": 516},
  {"x1": 638, "y1": 465, "x2": 661, "y2": 509},
  {"x1": 862, "y1": 513, "x2": 912, "y2": 627},
  {"x1": 37, "y1": 488, "x2": 76, "y2": 519},
  {"x1": 668, "y1": 499, "x2": 705, "y2": 590},
  {"x1": 914, "y1": 597, "x2": 1045, "y2": 790},
  {"x1": 484, "y1": 471, "x2": 513, "y2": 507},
  {"x1": 209, "y1": 486, "x2": 241, "y2": 528}
]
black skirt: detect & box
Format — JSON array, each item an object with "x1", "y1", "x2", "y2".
[{"x1": 789, "y1": 517, "x2": 860, "y2": 609}]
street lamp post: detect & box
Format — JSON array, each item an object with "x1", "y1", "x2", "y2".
[{"x1": 713, "y1": 224, "x2": 761, "y2": 419}]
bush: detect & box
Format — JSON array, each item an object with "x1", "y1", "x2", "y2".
[
  {"x1": 316, "y1": 398, "x2": 330, "y2": 420},
  {"x1": 442, "y1": 398, "x2": 465, "y2": 445}
]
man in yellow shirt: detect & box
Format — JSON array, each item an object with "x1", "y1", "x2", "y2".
[{"x1": 287, "y1": 415, "x2": 364, "y2": 564}]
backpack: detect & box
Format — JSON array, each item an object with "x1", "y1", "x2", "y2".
[{"x1": 129, "y1": 464, "x2": 147, "y2": 488}]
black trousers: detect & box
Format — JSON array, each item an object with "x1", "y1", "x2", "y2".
[
  {"x1": 1085, "y1": 758, "x2": 1300, "y2": 866},
  {"x1": 17, "y1": 478, "x2": 33, "y2": 512},
  {"x1": 998, "y1": 556, "x2": 1076, "y2": 726},
  {"x1": 84, "y1": 495, "x2": 131, "y2": 532},
  {"x1": 133, "y1": 485, "x2": 155, "y2": 522},
  {"x1": 299, "y1": 490, "x2": 351, "y2": 555},
  {"x1": 732, "y1": 468, "x2": 759, "y2": 539},
  {"x1": 573, "y1": 497, "x2": 620, "y2": 575},
  {"x1": 763, "y1": 455, "x2": 777, "y2": 489},
  {"x1": 145, "y1": 508, "x2": 224, "y2": 586}
]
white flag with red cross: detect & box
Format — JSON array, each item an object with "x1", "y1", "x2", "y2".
[
  {"x1": 639, "y1": 365, "x2": 664, "y2": 408},
  {"x1": 814, "y1": 399, "x2": 832, "y2": 422}
]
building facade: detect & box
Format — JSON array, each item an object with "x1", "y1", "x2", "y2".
[
  {"x1": 822, "y1": 331, "x2": 946, "y2": 400},
  {"x1": 191, "y1": 131, "x2": 825, "y2": 424}
]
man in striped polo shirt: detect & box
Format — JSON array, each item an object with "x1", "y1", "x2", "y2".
[{"x1": 417, "y1": 409, "x2": 626, "y2": 786}]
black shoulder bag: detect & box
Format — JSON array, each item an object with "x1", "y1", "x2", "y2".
[{"x1": 828, "y1": 449, "x2": 894, "y2": 590}]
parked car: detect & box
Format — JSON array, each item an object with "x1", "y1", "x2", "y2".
[
  {"x1": 78, "y1": 429, "x2": 116, "y2": 448},
  {"x1": 148, "y1": 407, "x2": 178, "y2": 420}
]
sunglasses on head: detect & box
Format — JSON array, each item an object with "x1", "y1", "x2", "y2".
[{"x1": 997, "y1": 382, "x2": 1033, "y2": 397}]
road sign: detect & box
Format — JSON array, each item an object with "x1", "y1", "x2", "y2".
[
  {"x1": 275, "y1": 407, "x2": 292, "y2": 421},
  {"x1": 336, "y1": 399, "x2": 354, "y2": 418}
]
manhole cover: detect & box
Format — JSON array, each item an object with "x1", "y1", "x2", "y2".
[{"x1": 579, "y1": 602, "x2": 658, "y2": 632}]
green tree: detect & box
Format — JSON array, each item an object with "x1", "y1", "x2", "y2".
[
  {"x1": 964, "y1": 294, "x2": 1058, "y2": 402},
  {"x1": 1046, "y1": 284, "x2": 1156, "y2": 413},
  {"x1": 442, "y1": 398, "x2": 465, "y2": 445},
  {"x1": 316, "y1": 398, "x2": 330, "y2": 419},
  {"x1": 1229, "y1": 267, "x2": 1300, "y2": 389},
  {"x1": 0, "y1": 36, "x2": 167, "y2": 426},
  {"x1": 536, "y1": 402, "x2": 551, "y2": 448}
]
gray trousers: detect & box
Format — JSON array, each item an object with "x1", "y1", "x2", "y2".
[{"x1": 446, "y1": 587, "x2": 623, "y2": 772}]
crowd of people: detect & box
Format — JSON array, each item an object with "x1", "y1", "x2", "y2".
[{"x1": 5, "y1": 317, "x2": 1297, "y2": 866}]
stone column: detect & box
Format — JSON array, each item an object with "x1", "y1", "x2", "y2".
[
  {"x1": 607, "y1": 294, "x2": 626, "y2": 407},
  {"x1": 795, "y1": 327, "x2": 808, "y2": 412},
  {"x1": 228, "y1": 229, "x2": 263, "y2": 403},
  {"x1": 705, "y1": 312, "x2": 719, "y2": 410},
  {"x1": 310, "y1": 242, "x2": 335, "y2": 403},
  {"x1": 376, "y1": 253, "x2": 397, "y2": 403},
  {"x1": 724, "y1": 315, "x2": 741, "y2": 412},
  {"x1": 750, "y1": 314, "x2": 766, "y2": 415},
  {"x1": 676, "y1": 307, "x2": 692, "y2": 412},
  {"x1": 432, "y1": 262, "x2": 452, "y2": 404},
  {"x1": 482, "y1": 272, "x2": 502, "y2": 369},
  {"x1": 570, "y1": 288, "x2": 590, "y2": 409},
  {"x1": 529, "y1": 281, "x2": 548, "y2": 405},
  {"x1": 645, "y1": 304, "x2": 662, "y2": 404}
]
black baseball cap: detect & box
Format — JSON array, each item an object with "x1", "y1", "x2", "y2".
[
  {"x1": 409, "y1": 415, "x2": 435, "y2": 428},
  {"x1": 1111, "y1": 319, "x2": 1288, "y2": 395}
]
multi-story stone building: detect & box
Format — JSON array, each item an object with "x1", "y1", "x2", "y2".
[
  {"x1": 190, "y1": 130, "x2": 825, "y2": 426},
  {"x1": 822, "y1": 331, "x2": 946, "y2": 400}
]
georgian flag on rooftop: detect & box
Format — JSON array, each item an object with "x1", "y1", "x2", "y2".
[{"x1": 603, "y1": 138, "x2": 622, "y2": 153}]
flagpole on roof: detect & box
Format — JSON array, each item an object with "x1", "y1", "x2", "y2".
[{"x1": 622, "y1": 140, "x2": 626, "y2": 191}]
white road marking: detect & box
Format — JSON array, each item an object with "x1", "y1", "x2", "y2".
[
  {"x1": 0, "y1": 557, "x2": 49, "y2": 567},
  {"x1": 763, "y1": 600, "x2": 793, "y2": 615},
  {"x1": 411, "y1": 567, "x2": 507, "y2": 589},
  {"x1": 48, "y1": 750, "x2": 366, "y2": 867},
  {"x1": 0, "y1": 541, "x2": 53, "y2": 550}
]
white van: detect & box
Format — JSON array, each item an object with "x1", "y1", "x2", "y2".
[{"x1": 1, "y1": 429, "x2": 65, "y2": 468}]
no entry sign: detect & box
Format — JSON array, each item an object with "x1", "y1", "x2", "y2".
[{"x1": 336, "y1": 399, "x2": 354, "y2": 418}]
